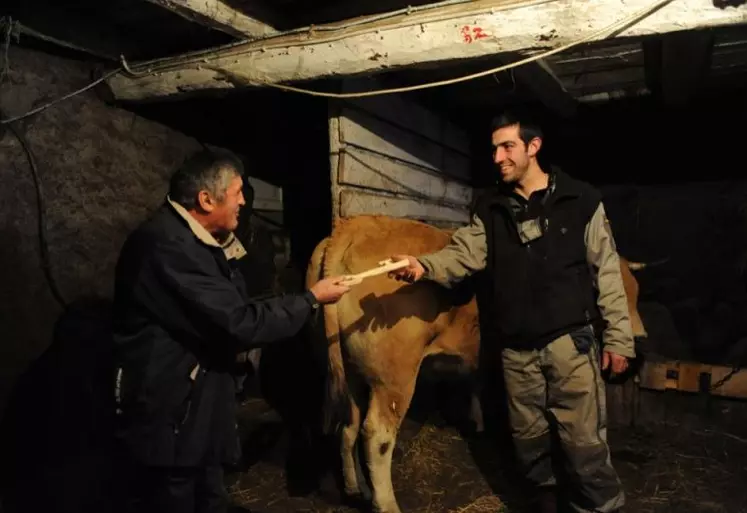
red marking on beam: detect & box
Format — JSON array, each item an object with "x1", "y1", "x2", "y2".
[{"x1": 461, "y1": 25, "x2": 490, "y2": 43}]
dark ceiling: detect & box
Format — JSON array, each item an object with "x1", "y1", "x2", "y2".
[
  {"x1": 4, "y1": 0, "x2": 234, "y2": 61},
  {"x1": 4, "y1": 0, "x2": 451, "y2": 61},
  {"x1": 5, "y1": 0, "x2": 747, "y2": 186},
  {"x1": 268, "y1": 0, "x2": 446, "y2": 28},
  {"x1": 6, "y1": 0, "x2": 747, "y2": 115}
]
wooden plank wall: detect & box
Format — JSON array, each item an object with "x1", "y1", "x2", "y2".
[
  {"x1": 246, "y1": 176, "x2": 283, "y2": 213},
  {"x1": 237, "y1": 176, "x2": 291, "y2": 294},
  {"x1": 328, "y1": 78, "x2": 474, "y2": 228}
]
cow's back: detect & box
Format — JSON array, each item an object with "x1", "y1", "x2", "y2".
[{"x1": 314, "y1": 215, "x2": 479, "y2": 385}]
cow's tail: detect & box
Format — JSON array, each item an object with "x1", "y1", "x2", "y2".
[
  {"x1": 322, "y1": 303, "x2": 348, "y2": 435},
  {"x1": 324, "y1": 219, "x2": 354, "y2": 435},
  {"x1": 306, "y1": 230, "x2": 350, "y2": 436}
]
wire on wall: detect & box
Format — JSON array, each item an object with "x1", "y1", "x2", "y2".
[
  {"x1": 117, "y1": 0, "x2": 676, "y2": 98},
  {"x1": 119, "y1": 0, "x2": 556, "y2": 75},
  {"x1": 0, "y1": 67, "x2": 121, "y2": 125},
  {"x1": 4, "y1": 122, "x2": 68, "y2": 309},
  {"x1": 216, "y1": 0, "x2": 676, "y2": 99},
  {"x1": 0, "y1": 0, "x2": 675, "y2": 122},
  {"x1": 0, "y1": 19, "x2": 70, "y2": 308}
]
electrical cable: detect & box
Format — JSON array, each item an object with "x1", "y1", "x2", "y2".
[
  {"x1": 114, "y1": 0, "x2": 675, "y2": 99},
  {"x1": 4, "y1": 122, "x2": 68, "y2": 309},
  {"x1": 0, "y1": 68, "x2": 122, "y2": 124},
  {"x1": 119, "y1": 0, "x2": 553, "y2": 74},
  {"x1": 207, "y1": 0, "x2": 676, "y2": 99},
  {"x1": 17, "y1": 23, "x2": 120, "y2": 62},
  {"x1": 0, "y1": 0, "x2": 675, "y2": 119}
]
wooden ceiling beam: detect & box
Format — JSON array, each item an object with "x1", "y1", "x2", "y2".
[
  {"x1": 108, "y1": 0, "x2": 747, "y2": 101},
  {"x1": 144, "y1": 0, "x2": 278, "y2": 39}
]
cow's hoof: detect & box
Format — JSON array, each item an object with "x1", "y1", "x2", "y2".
[
  {"x1": 228, "y1": 506, "x2": 253, "y2": 513},
  {"x1": 344, "y1": 485, "x2": 372, "y2": 501},
  {"x1": 458, "y1": 420, "x2": 485, "y2": 440},
  {"x1": 342, "y1": 491, "x2": 371, "y2": 510},
  {"x1": 373, "y1": 504, "x2": 402, "y2": 513}
]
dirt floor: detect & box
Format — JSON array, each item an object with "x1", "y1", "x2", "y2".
[{"x1": 226, "y1": 391, "x2": 747, "y2": 513}]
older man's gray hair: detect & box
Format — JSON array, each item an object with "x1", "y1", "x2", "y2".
[{"x1": 169, "y1": 148, "x2": 245, "y2": 210}]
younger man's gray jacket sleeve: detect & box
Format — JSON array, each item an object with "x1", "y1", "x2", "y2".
[
  {"x1": 417, "y1": 215, "x2": 488, "y2": 288},
  {"x1": 585, "y1": 203, "x2": 636, "y2": 358}
]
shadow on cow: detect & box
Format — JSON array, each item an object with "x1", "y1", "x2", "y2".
[{"x1": 342, "y1": 277, "x2": 474, "y2": 335}]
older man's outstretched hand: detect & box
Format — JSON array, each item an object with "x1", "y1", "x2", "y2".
[{"x1": 310, "y1": 276, "x2": 352, "y2": 304}]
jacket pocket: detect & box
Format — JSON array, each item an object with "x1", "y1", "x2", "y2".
[{"x1": 569, "y1": 325, "x2": 596, "y2": 355}]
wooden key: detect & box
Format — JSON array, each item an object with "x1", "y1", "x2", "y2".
[{"x1": 339, "y1": 259, "x2": 410, "y2": 286}]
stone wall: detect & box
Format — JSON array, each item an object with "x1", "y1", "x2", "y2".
[{"x1": 0, "y1": 46, "x2": 201, "y2": 418}]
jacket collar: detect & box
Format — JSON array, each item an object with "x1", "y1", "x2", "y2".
[
  {"x1": 549, "y1": 167, "x2": 585, "y2": 200},
  {"x1": 480, "y1": 166, "x2": 583, "y2": 211},
  {"x1": 166, "y1": 196, "x2": 247, "y2": 261}
]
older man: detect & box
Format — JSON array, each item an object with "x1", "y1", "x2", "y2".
[{"x1": 112, "y1": 149, "x2": 350, "y2": 513}]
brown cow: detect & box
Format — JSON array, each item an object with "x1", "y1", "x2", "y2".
[
  {"x1": 620, "y1": 256, "x2": 648, "y2": 340},
  {"x1": 306, "y1": 214, "x2": 646, "y2": 513}
]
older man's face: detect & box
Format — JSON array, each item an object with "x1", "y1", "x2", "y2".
[{"x1": 211, "y1": 174, "x2": 246, "y2": 234}]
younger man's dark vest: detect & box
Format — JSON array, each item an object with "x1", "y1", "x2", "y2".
[{"x1": 472, "y1": 168, "x2": 603, "y2": 350}]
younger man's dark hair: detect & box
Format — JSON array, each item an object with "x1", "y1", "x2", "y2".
[{"x1": 490, "y1": 109, "x2": 544, "y2": 148}]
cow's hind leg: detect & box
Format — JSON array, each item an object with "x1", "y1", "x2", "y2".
[
  {"x1": 363, "y1": 381, "x2": 416, "y2": 513},
  {"x1": 469, "y1": 379, "x2": 485, "y2": 434},
  {"x1": 341, "y1": 377, "x2": 370, "y2": 502}
]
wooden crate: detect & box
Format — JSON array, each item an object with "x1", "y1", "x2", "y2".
[
  {"x1": 606, "y1": 359, "x2": 747, "y2": 429},
  {"x1": 638, "y1": 359, "x2": 747, "y2": 399}
]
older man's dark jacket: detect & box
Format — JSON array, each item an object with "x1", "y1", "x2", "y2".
[{"x1": 112, "y1": 201, "x2": 317, "y2": 468}]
